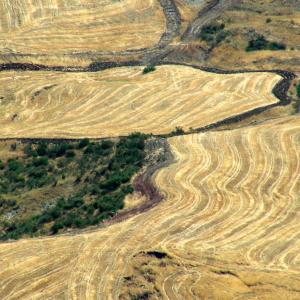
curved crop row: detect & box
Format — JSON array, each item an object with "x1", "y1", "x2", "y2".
[
  {"x1": 1, "y1": 116, "x2": 300, "y2": 299},
  {"x1": 0, "y1": 65, "x2": 281, "y2": 139},
  {"x1": 0, "y1": 0, "x2": 165, "y2": 55}
]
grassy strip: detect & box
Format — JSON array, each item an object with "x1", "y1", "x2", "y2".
[{"x1": 0, "y1": 133, "x2": 147, "y2": 240}]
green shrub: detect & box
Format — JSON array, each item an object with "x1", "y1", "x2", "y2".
[
  {"x1": 48, "y1": 143, "x2": 71, "y2": 158},
  {"x1": 24, "y1": 144, "x2": 37, "y2": 157},
  {"x1": 297, "y1": 82, "x2": 300, "y2": 99},
  {"x1": 201, "y1": 23, "x2": 224, "y2": 36},
  {"x1": 32, "y1": 157, "x2": 49, "y2": 167},
  {"x1": 170, "y1": 126, "x2": 185, "y2": 136},
  {"x1": 246, "y1": 35, "x2": 286, "y2": 51},
  {"x1": 29, "y1": 167, "x2": 47, "y2": 179},
  {"x1": 199, "y1": 23, "x2": 229, "y2": 45},
  {"x1": 7, "y1": 159, "x2": 23, "y2": 172},
  {"x1": 73, "y1": 217, "x2": 85, "y2": 228},
  {"x1": 36, "y1": 142, "x2": 48, "y2": 156},
  {"x1": 51, "y1": 221, "x2": 64, "y2": 234},
  {"x1": 99, "y1": 140, "x2": 113, "y2": 150},
  {"x1": 216, "y1": 30, "x2": 230, "y2": 44},
  {"x1": 0, "y1": 199, "x2": 17, "y2": 208},
  {"x1": 143, "y1": 66, "x2": 156, "y2": 74},
  {"x1": 65, "y1": 150, "x2": 75, "y2": 158},
  {"x1": 77, "y1": 138, "x2": 90, "y2": 149}
]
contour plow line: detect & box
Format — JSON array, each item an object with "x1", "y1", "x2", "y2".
[
  {"x1": 0, "y1": 65, "x2": 284, "y2": 139},
  {"x1": 1, "y1": 116, "x2": 300, "y2": 299}
]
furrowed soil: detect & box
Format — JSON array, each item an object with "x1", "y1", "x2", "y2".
[
  {"x1": 1, "y1": 116, "x2": 300, "y2": 299},
  {"x1": 0, "y1": 0, "x2": 300, "y2": 299},
  {"x1": 0, "y1": 65, "x2": 281, "y2": 139}
]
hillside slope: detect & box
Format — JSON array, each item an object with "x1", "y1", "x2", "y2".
[
  {"x1": 0, "y1": 65, "x2": 281, "y2": 138},
  {"x1": 1, "y1": 116, "x2": 300, "y2": 299}
]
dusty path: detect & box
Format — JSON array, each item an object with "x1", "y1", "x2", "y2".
[{"x1": 182, "y1": 0, "x2": 237, "y2": 41}]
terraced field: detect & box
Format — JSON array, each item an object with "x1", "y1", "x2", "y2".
[
  {"x1": 0, "y1": 0, "x2": 165, "y2": 65},
  {"x1": 0, "y1": 65, "x2": 281, "y2": 138},
  {"x1": 1, "y1": 0, "x2": 299, "y2": 298},
  {"x1": 1, "y1": 115, "x2": 300, "y2": 299}
]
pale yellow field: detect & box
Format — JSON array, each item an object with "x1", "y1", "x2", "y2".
[
  {"x1": 0, "y1": 0, "x2": 165, "y2": 54},
  {"x1": 1, "y1": 115, "x2": 300, "y2": 299},
  {"x1": 0, "y1": 65, "x2": 281, "y2": 138}
]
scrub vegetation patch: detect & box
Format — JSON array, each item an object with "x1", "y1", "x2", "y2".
[{"x1": 0, "y1": 133, "x2": 147, "y2": 240}]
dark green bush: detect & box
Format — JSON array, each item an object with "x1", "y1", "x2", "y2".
[
  {"x1": 24, "y1": 144, "x2": 37, "y2": 157},
  {"x1": 246, "y1": 35, "x2": 286, "y2": 51},
  {"x1": 65, "y1": 150, "x2": 75, "y2": 158},
  {"x1": 36, "y1": 142, "x2": 48, "y2": 156},
  {"x1": 51, "y1": 221, "x2": 64, "y2": 234},
  {"x1": 7, "y1": 159, "x2": 23, "y2": 172},
  {"x1": 77, "y1": 138, "x2": 90, "y2": 149},
  {"x1": 199, "y1": 23, "x2": 229, "y2": 45},
  {"x1": 32, "y1": 157, "x2": 49, "y2": 167},
  {"x1": 143, "y1": 66, "x2": 156, "y2": 74}
]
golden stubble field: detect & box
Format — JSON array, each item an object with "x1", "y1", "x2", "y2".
[
  {"x1": 1, "y1": 115, "x2": 300, "y2": 299},
  {"x1": 0, "y1": 0, "x2": 165, "y2": 65},
  {"x1": 0, "y1": 65, "x2": 281, "y2": 138},
  {"x1": 0, "y1": 0, "x2": 299, "y2": 298}
]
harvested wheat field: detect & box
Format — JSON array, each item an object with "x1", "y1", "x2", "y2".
[
  {"x1": 0, "y1": 0, "x2": 165, "y2": 55},
  {"x1": 0, "y1": 65, "x2": 281, "y2": 138},
  {"x1": 1, "y1": 115, "x2": 300, "y2": 299}
]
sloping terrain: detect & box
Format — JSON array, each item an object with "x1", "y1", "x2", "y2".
[
  {"x1": 0, "y1": 65, "x2": 281, "y2": 138},
  {"x1": 0, "y1": 0, "x2": 299, "y2": 298},
  {"x1": 0, "y1": 0, "x2": 165, "y2": 65},
  {"x1": 1, "y1": 116, "x2": 300, "y2": 299},
  {"x1": 181, "y1": 0, "x2": 300, "y2": 72}
]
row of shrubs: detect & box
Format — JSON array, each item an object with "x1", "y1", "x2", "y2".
[
  {"x1": 199, "y1": 22, "x2": 286, "y2": 53},
  {"x1": 246, "y1": 35, "x2": 286, "y2": 52},
  {"x1": 0, "y1": 133, "x2": 148, "y2": 240}
]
